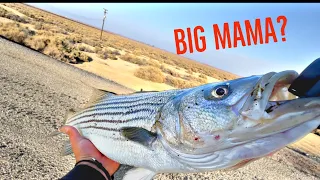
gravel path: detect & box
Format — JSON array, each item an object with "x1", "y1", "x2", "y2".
[{"x1": 0, "y1": 37, "x2": 319, "y2": 180}]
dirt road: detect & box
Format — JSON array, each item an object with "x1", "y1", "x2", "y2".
[{"x1": 0, "y1": 37, "x2": 319, "y2": 180}]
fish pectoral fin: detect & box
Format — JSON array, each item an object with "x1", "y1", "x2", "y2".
[
  {"x1": 83, "y1": 88, "x2": 117, "y2": 109},
  {"x1": 122, "y1": 168, "x2": 156, "y2": 180},
  {"x1": 121, "y1": 127, "x2": 157, "y2": 148},
  {"x1": 61, "y1": 140, "x2": 73, "y2": 156}
]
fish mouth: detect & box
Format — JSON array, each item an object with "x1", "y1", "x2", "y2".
[
  {"x1": 228, "y1": 70, "x2": 320, "y2": 152},
  {"x1": 237, "y1": 70, "x2": 299, "y2": 124}
]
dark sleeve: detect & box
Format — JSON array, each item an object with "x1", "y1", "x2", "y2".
[
  {"x1": 289, "y1": 58, "x2": 320, "y2": 97},
  {"x1": 60, "y1": 164, "x2": 108, "y2": 180}
]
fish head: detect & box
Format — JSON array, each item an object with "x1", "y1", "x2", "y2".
[{"x1": 158, "y1": 70, "x2": 320, "y2": 170}]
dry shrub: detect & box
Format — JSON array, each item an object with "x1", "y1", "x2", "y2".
[
  {"x1": 147, "y1": 59, "x2": 161, "y2": 68},
  {"x1": 0, "y1": 7, "x2": 29, "y2": 23},
  {"x1": 132, "y1": 49, "x2": 144, "y2": 56},
  {"x1": 165, "y1": 75, "x2": 185, "y2": 88},
  {"x1": 165, "y1": 76, "x2": 198, "y2": 89},
  {"x1": 134, "y1": 66, "x2": 165, "y2": 83},
  {"x1": 186, "y1": 69, "x2": 194, "y2": 75},
  {"x1": 160, "y1": 65, "x2": 181, "y2": 77},
  {"x1": 97, "y1": 48, "x2": 119, "y2": 60},
  {"x1": 43, "y1": 45, "x2": 63, "y2": 60},
  {"x1": 38, "y1": 36, "x2": 93, "y2": 64},
  {"x1": 10, "y1": 30, "x2": 28, "y2": 43},
  {"x1": 0, "y1": 7, "x2": 7, "y2": 17},
  {"x1": 98, "y1": 51, "x2": 110, "y2": 60},
  {"x1": 50, "y1": 26, "x2": 69, "y2": 35},
  {"x1": 121, "y1": 54, "x2": 148, "y2": 66},
  {"x1": 98, "y1": 51, "x2": 107, "y2": 59},
  {"x1": 55, "y1": 38, "x2": 74, "y2": 53},
  {"x1": 199, "y1": 74, "x2": 207, "y2": 79},
  {"x1": 36, "y1": 30, "x2": 54, "y2": 37},
  {"x1": 183, "y1": 75, "x2": 207, "y2": 84},
  {"x1": 77, "y1": 44, "x2": 94, "y2": 53},
  {"x1": 105, "y1": 43, "x2": 120, "y2": 50},
  {"x1": 82, "y1": 38, "x2": 100, "y2": 47},
  {"x1": 24, "y1": 36, "x2": 50, "y2": 51},
  {"x1": 94, "y1": 46, "x2": 102, "y2": 53},
  {"x1": 34, "y1": 22, "x2": 44, "y2": 30},
  {"x1": 111, "y1": 49, "x2": 121, "y2": 56},
  {"x1": 69, "y1": 51, "x2": 93, "y2": 64},
  {"x1": 0, "y1": 22, "x2": 32, "y2": 44},
  {"x1": 33, "y1": 22, "x2": 69, "y2": 35},
  {"x1": 120, "y1": 54, "x2": 160, "y2": 67},
  {"x1": 67, "y1": 34, "x2": 83, "y2": 44}
]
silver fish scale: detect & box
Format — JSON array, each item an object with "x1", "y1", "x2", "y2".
[
  {"x1": 67, "y1": 89, "x2": 185, "y2": 134},
  {"x1": 68, "y1": 90, "x2": 182, "y2": 122}
]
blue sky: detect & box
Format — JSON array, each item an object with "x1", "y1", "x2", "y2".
[{"x1": 27, "y1": 3, "x2": 320, "y2": 77}]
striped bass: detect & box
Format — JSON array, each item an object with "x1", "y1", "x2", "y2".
[{"x1": 56, "y1": 70, "x2": 320, "y2": 180}]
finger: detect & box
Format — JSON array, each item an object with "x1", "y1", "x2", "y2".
[{"x1": 59, "y1": 125, "x2": 82, "y2": 143}]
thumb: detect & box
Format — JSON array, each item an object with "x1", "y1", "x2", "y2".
[{"x1": 59, "y1": 125, "x2": 82, "y2": 143}]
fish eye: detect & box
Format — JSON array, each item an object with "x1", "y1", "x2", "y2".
[
  {"x1": 204, "y1": 84, "x2": 230, "y2": 100},
  {"x1": 211, "y1": 85, "x2": 229, "y2": 98}
]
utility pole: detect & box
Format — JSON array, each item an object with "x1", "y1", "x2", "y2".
[{"x1": 100, "y1": 8, "x2": 108, "y2": 40}]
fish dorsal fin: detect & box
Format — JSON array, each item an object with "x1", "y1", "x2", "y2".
[
  {"x1": 123, "y1": 168, "x2": 156, "y2": 180},
  {"x1": 135, "y1": 90, "x2": 159, "y2": 94},
  {"x1": 64, "y1": 108, "x2": 77, "y2": 124},
  {"x1": 121, "y1": 127, "x2": 157, "y2": 148},
  {"x1": 83, "y1": 88, "x2": 117, "y2": 109},
  {"x1": 78, "y1": 79, "x2": 118, "y2": 107},
  {"x1": 63, "y1": 108, "x2": 84, "y2": 124},
  {"x1": 46, "y1": 109, "x2": 78, "y2": 138}
]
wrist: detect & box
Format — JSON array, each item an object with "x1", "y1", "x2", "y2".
[
  {"x1": 75, "y1": 158, "x2": 113, "y2": 180},
  {"x1": 76, "y1": 161, "x2": 108, "y2": 179}
]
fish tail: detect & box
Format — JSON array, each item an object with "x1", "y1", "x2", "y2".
[{"x1": 61, "y1": 140, "x2": 73, "y2": 156}]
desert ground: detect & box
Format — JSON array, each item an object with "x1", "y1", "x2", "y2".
[
  {"x1": 0, "y1": 3, "x2": 230, "y2": 92},
  {"x1": 0, "y1": 3, "x2": 319, "y2": 180},
  {"x1": 0, "y1": 34, "x2": 319, "y2": 180}
]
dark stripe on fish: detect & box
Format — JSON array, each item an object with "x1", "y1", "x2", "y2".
[
  {"x1": 96, "y1": 93, "x2": 171, "y2": 106},
  {"x1": 83, "y1": 102, "x2": 164, "y2": 115},
  {"x1": 68, "y1": 102, "x2": 164, "y2": 122},
  {"x1": 68, "y1": 108, "x2": 157, "y2": 124},
  {"x1": 73, "y1": 117, "x2": 144, "y2": 126},
  {"x1": 81, "y1": 126, "x2": 120, "y2": 132}
]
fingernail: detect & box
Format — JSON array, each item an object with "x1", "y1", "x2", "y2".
[{"x1": 59, "y1": 126, "x2": 67, "y2": 133}]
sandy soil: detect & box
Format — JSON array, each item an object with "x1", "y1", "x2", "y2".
[
  {"x1": 0, "y1": 17, "x2": 14, "y2": 23},
  {"x1": 73, "y1": 52, "x2": 221, "y2": 92},
  {"x1": 0, "y1": 37, "x2": 319, "y2": 180},
  {"x1": 289, "y1": 133, "x2": 320, "y2": 157},
  {"x1": 0, "y1": 3, "x2": 224, "y2": 93},
  {"x1": 73, "y1": 53, "x2": 175, "y2": 92}
]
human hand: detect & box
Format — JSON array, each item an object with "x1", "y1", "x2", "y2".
[{"x1": 60, "y1": 125, "x2": 120, "y2": 176}]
